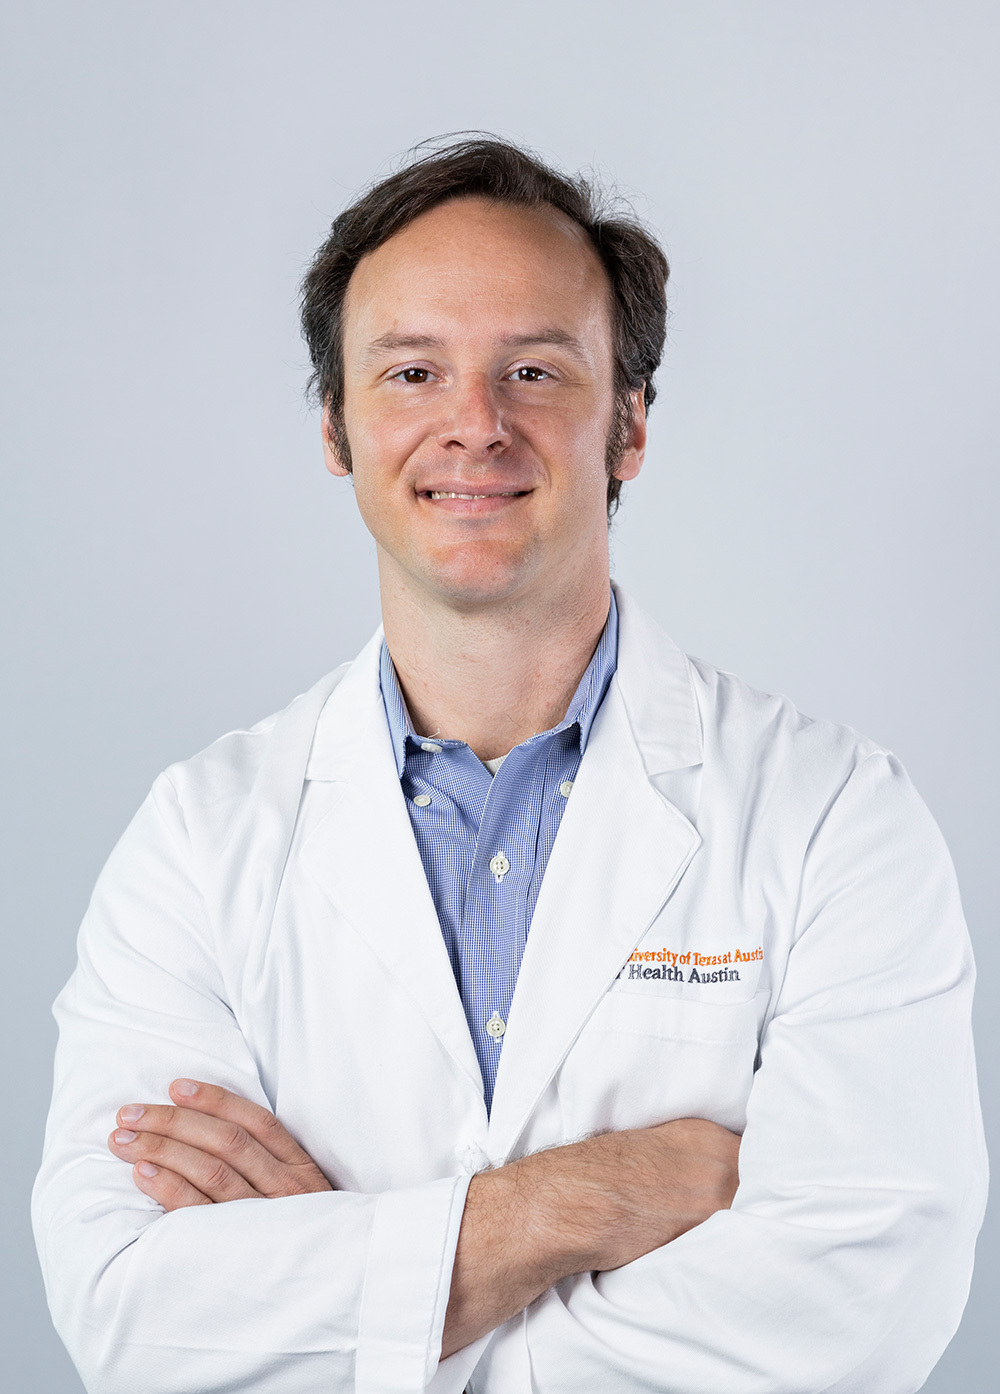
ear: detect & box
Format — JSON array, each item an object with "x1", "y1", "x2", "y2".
[
  {"x1": 612, "y1": 387, "x2": 647, "y2": 483},
  {"x1": 322, "y1": 406, "x2": 351, "y2": 478}
]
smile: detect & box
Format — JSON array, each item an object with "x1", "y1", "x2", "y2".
[{"x1": 424, "y1": 491, "x2": 529, "y2": 500}]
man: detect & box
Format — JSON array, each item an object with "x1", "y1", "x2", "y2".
[{"x1": 33, "y1": 137, "x2": 986, "y2": 1394}]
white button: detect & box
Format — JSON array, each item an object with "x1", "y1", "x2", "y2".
[
  {"x1": 412, "y1": 794, "x2": 432, "y2": 807},
  {"x1": 454, "y1": 1141, "x2": 490, "y2": 1174},
  {"x1": 489, "y1": 853, "x2": 510, "y2": 883},
  {"x1": 420, "y1": 741, "x2": 443, "y2": 753},
  {"x1": 486, "y1": 1011, "x2": 506, "y2": 1040},
  {"x1": 559, "y1": 780, "x2": 574, "y2": 798}
]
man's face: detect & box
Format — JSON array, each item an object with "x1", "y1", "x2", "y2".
[{"x1": 330, "y1": 196, "x2": 644, "y2": 610}]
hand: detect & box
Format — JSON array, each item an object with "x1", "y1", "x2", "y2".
[
  {"x1": 442, "y1": 1116, "x2": 740, "y2": 1358},
  {"x1": 107, "y1": 1079, "x2": 334, "y2": 1211}
]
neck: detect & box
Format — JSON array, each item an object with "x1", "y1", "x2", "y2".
[{"x1": 379, "y1": 564, "x2": 613, "y2": 763}]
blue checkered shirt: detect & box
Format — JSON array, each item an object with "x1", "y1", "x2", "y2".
[{"x1": 379, "y1": 593, "x2": 619, "y2": 1111}]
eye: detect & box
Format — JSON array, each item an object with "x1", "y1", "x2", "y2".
[
  {"x1": 510, "y1": 365, "x2": 550, "y2": 382},
  {"x1": 391, "y1": 367, "x2": 434, "y2": 384}
]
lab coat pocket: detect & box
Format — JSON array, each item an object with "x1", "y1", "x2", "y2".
[{"x1": 558, "y1": 990, "x2": 765, "y2": 1137}]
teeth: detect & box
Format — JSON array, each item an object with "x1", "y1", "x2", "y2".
[{"x1": 427, "y1": 491, "x2": 518, "y2": 500}]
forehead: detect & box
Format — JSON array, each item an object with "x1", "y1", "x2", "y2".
[{"x1": 342, "y1": 197, "x2": 613, "y2": 349}]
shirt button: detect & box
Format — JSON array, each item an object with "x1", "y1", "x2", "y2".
[
  {"x1": 489, "y1": 853, "x2": 510, "y2": 883},
  {"x1": 486, "y1": 1012, "x2": 506, "y2": 1040},
  {"x1": 420, "y1": 741, "x2": 443, "y2": 753},
  {"x1": 559, "y1": 780, "x2": 574, "y2": 798},
  {"x1": 412, "y1": 794, "x2": 432, "y2": 807}
]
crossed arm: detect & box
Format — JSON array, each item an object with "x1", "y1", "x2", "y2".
[
  {"x1": 107, "y1": 1079, "x2": 741, "y2": 1358},
  {"x1": 55, "y1": 752, "x2": 982, "y2": 1390}
]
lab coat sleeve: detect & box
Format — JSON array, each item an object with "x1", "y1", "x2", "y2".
[
  {"x1": 31, "y1": 773, "x2": 471, "y2": 1394},
  {"x1": 522, "y1": 751, "x2": 988, "y2": 1393}
]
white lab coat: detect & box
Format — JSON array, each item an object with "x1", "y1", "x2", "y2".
[{"x1": 33, "y1": 586, "x2": 987, "y2": 1394}]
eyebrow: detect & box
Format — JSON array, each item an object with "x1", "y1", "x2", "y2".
[{"x1": 360, "y1": 328, "x2": 591, "y2": 366}]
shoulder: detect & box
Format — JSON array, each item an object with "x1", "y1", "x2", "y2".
[
  {"x1": 613, "y1": 590, "x2": 901, "y2": 846},
  {"x1": 687, "y1": 651, "x2": 887, "y2": 774},
  {"x1": 615, "y1": 587, "x2": 887, "y2": 788},
  {"x1": 680, "y1": 654, "x2": 947, "y2": 881},
  {"x1": 159, "y1": 662, "x2": 353, "y2": 835}
]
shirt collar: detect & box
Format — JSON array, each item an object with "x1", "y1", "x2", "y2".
[{"x1": 379, "y1": 591, "x2": 619, "y2": 779}]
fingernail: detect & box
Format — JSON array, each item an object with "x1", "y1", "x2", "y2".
[
  {"x1": 114, "y1": 1129, "x2": 137, "y2": 1144},
  {"x1": 119, "y1": 1105, "x2": 145, "y2": 1124},
  {"x1": 173, "y1": 1079, "x2": 199, "y2": 1097},
  {"x1": 136, "y1": 1162, "x2": 158, "y2": 1178}
]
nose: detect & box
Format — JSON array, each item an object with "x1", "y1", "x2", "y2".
[{"x1": 436, "y1": 374, "x2": 513, "y2": 457}]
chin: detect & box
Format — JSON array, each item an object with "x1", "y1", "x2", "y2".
[{"x1": 418, "y1": 545, "x2": 540, "y2": 611}]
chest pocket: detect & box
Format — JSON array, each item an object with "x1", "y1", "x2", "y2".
[{"x1": 557, "y1": 989, "x2": 765, "y2": 1137}]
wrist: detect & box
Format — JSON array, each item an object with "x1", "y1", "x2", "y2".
[
  {"x1": 505, "y1": 1140, "x2": 609, "y2": 1280},
  {"x1": 442, "y1": 1161, "x2": 572, "y2": 1358},
  {"x1": 465, "y1": 1153, "x2": 587, "y2": 1293}
]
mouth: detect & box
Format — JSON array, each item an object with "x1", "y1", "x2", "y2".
[{"x1": 422, "y1": 490, "x2": 531, "y2": 500}]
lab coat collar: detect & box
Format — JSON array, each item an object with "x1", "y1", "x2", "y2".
[
  {"x1": 610, "y1": 582, "x2": 704, "y2": 775},
  {"x1": 487, "y1": 619, "x2": 703, "y2": 1159},
  {"x1": 301, "y1": 636, "x2": 487, "y2": 1101},
  {"x1": 305, "y1": 584, "x2": 703, "y2": 782},
  {"x1": 377, "y1": 589, "x2": 620, "y2": 780},
  {"x1": 300, "y1": 587, "x2": 705, "y2": 1137},
  {"x1": 483, "y1": 587, "x2": 704, "y2": 1158}
]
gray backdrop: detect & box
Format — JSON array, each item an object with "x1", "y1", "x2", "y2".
[{"x1": 3, "y1": 2, "x2": 996, "y2": 1388}]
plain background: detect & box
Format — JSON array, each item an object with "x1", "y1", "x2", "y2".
[{"x1": 2, "y1": 2, "x2": 997, "y2": 1388}]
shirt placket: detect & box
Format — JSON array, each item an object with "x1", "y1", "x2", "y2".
[{"x1": 460, "y1": 741, "x2": 549, "y2": 1105}]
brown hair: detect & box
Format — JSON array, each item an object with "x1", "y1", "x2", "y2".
[{"x1": 301, "y1": 135, "x2": 669, "y2": 514}]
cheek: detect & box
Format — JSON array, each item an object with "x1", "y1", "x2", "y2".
[
  {"x1": 549, "y1": 392, "x2": 613, "y2": 465},
  {"x1": 343, "y1": 387, "x2": 435, "y2": 467},
  {"x1": 346, "y1": 411, "x2": 413, "y2": 466},
  {"x1": 343, "y1": 411, "x2": 427, "y2": 522},
  {"x1": 548, "y1": 416, "x2": 614, "y2": 503},
  {"x1": 349, "y1": 470, "x2": 406, "y2": 551}
]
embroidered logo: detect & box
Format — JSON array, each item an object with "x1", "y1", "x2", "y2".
[{"x1": 619, "y1": 945, "x2": 763, "y2": 986}]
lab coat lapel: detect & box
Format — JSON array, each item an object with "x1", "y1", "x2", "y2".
[
  {"x1": 300, "y1": 633, "x2": 485, "y2": 1102},
  {"x1": 488, "y1": 589, "x2": 704, "y2": 1160}
]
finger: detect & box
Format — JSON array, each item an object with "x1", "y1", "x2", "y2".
[
  {"x1": 108, "y1": 1128, "x2": 264, "y2": 1203},
  {"x1": 167, "y1": 1080, "x2": 314, "y2": 1165},
  {"x1": 130, "y1": 1160, "x2": 212, "y2": 1213},
  {"x1": 115, "y1": 1104, "x2": 290, "y2": 1195},
  {"x1": 115, "y1": 1101, "x2": 331, "y2": 1197},
  {"x1": 167, "y1": 1080, "x2": 326, "y2": 1169}
]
